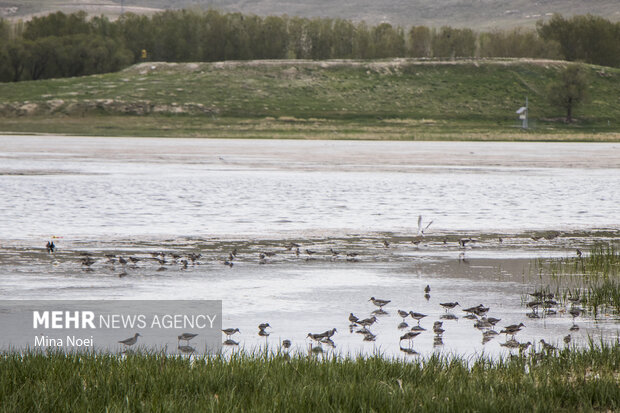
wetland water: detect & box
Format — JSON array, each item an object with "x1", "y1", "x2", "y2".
[{"x1": 0, "y1": 135, "x2": 618, "y2": 358}]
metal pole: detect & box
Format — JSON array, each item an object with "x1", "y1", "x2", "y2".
[{"x1": 524, "y1": 96, "x2": 528, "y2": 129}]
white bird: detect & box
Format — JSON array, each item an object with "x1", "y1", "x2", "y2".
[{"x1": 417, "y1": 215, "x2": 433, "y2": 236}]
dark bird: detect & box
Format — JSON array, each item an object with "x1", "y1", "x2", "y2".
[
  {"x1": 348, "y1": 313, "x2": 359, "y2": 324},
  {"x1": 440, "y1": 302, "x2": 460, "y2": 311},
  {"x1": 282, "y1": 339, "x2": 291, "y2": 349},
  {"x1": 119, "y1": 333, "x2": 140, "y2": 347},
  {"x1": 258, "y1": 323, "x2": 271, "y2": 330},
  {"x1": 222, "y1": 328, "x2": 240, "y2": 337},
  {"x1": 369, "y1": 297, "x2": 391, "y2": 309},
  {"x1": 178, "y1": 332, "x2": 198, "y2": 344},
  {"x1": 409, "y1": 311, "x2": 427, "y2": 324},
  {"x1": 357, "y1": 316, "x2": 378, "y2": 327},
  {"x1": 397, "y1": 310, "x2": 410, "y2": 321},
  {"x1": 424, "y1": 285, "x2": 431, "y2": 294},
  {"x1": 46, "y1": 241, "x2": 55, "y2": 253},
  {"x1": 400, "y1": 331, "x2": 421, "y2": 341}
]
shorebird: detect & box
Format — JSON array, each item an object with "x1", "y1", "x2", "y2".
[
  {"x1": 569, "y1": 307, "x2": 582, "y2": 319},
  {"x1": 369, "y1": 297, "x2": 391, "y2": 309},
  {"x1": 178, "y1": 332, "x2": 198, "y2": 344},
  {"x1": 348, "y1": 313, "x2": 359, "y2": 324},
  {"x1": 563, "y1": 334, "x2": 571, "y2": 345},
  {"x1": 463, "y1": 304, "x2": 490, "y2": 316},
  {"x1": 46, "y1": 241, "x2": 55, "y2": 253},
  {"x1": 282, "y1": 339, "x2": 291, "y2": 349},
  {"x1": 540, "y1": 339, "x2": 557, "y2": 351},
  {"x1": 458, "y1": 238, "x2": 472, "y2": 248},
  {"x1": 357, "y1": 316, "x2": 377, "y2": 328},
  {"x1": 118, "y1": 256, "x2": 127, "y2": 265},
  {"x1": 129, "y1": 256, "x2": 140, "y2": 264},
  {"x1": 397, "y1": 310, "x2": 410, "y2": 321},
  {"x1": 321, "y1": 328, "x2": 337, "y2": 338},
  {"x1": 285, "y1": 242, "x2": 299, "y2": 251},
  {"x1": 222, "y1": 328, "x2": 240, "y2": 337},
  {"x1": 307, "y1": 333, "x2": 324, "y2": 342},
  {"x1": 569, "y1": 324, "x2": 580, "y2": 332},
  {"x1": 576, "y1": 248, "x2": 582, "y2": 258},
  {"x1": 119, "y1": 333, "x2": 140, "y2": 347},
  {"x1": 518, "y1": 341, "x2": 532, "y2": 353},
  {"x1": 258, "y1": 323, "x2": 271, "y2": 330},
  {"x1": 424, "y1": 285, "x2": 431, "y2": 294},
  {"x1": 81, "y1": 257, "x2": 96, "y2": 267},
  {"x1": 440, "y1": 302, "x2": 459, "y2": 311},
  {"x1": 485, "y1": 317, "x2": 501, "y2": 326},
  {"x1": 400, "y1": 331, "x2": 421, "y2": 342},
  {"x1": 500, "y1": 323, "x2": 525, "y2": 338},
  {"x1": 409, "y1": 312, "x2": 427, "y2": 324}
]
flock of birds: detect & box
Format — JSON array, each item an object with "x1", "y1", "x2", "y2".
[
  {"x1": 115, "y1": 283, "x2": 584, "y2": 357},
  {"x1": 46, "y1": 215, "x2": 589, "y2": 357}
]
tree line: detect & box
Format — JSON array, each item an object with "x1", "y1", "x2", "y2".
[{"x1": 1, "y1": 10, "x2": 619, "y2": 82}]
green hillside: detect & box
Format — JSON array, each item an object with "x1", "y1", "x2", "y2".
[{"x1": 1, "y1": 59, "x2": 619, "y2": 140}]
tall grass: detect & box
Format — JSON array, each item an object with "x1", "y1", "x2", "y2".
[
  {"x1": 1, "y1": 344, "x2": 618, "y2": 412},
  {"x1": 537, "y1": 243, "x2": 620, "y2": 315}
]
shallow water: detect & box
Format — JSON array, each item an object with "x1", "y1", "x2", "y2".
[{"x1": 0, "y1": 136, "x2": 618, "y2": 358}]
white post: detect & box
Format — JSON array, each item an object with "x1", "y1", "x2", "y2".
[{"x1": 523, "y1": 97, "x2": 528, "y2": 129}]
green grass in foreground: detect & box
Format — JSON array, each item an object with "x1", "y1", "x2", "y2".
[
  {"x1": 1, "y1": 59, "x2": 619, "y2": 140},
  {"x1": 1, "y1": 344, "x2": 619, "y2": 412}
]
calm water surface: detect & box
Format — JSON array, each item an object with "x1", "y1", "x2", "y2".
[{"x1": 0, "y1": 136, "x2": 618, "y2": 358}]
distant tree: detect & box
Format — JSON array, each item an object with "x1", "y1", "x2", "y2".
[
  {"x1": 538, "y1": 14, "x2": 620, "y2": 68},
  {"x1": 547, "y1": 64, "x2": 590, "y2": 122},
  {"x1": 408, "y1": 26, "x2": 431, "y2": 58},
  {"x1": 371, "y1": 23, "x2": 405, "y2": 58},
  {"x1": 432, "y1": 26, "x2": 476, "y2": 58},
  {"x1": 5, "y1": 40, "x2": 30, "y2": 81}
]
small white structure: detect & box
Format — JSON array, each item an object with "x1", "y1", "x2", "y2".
[{"x1": 516, "y1": 97, "x2": 528, "y2": 129}]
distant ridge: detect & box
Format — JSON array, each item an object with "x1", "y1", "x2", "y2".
[{"x1": 2, "y1": 0, "x2": 619, "y2": 28}]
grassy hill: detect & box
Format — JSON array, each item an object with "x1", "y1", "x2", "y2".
[
  {"x1": 1, "y1": 59, "x2": 619, "y2": 140},
  {"x1": 2, "y1": 0, "x2": 619, "y2": 28}
]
